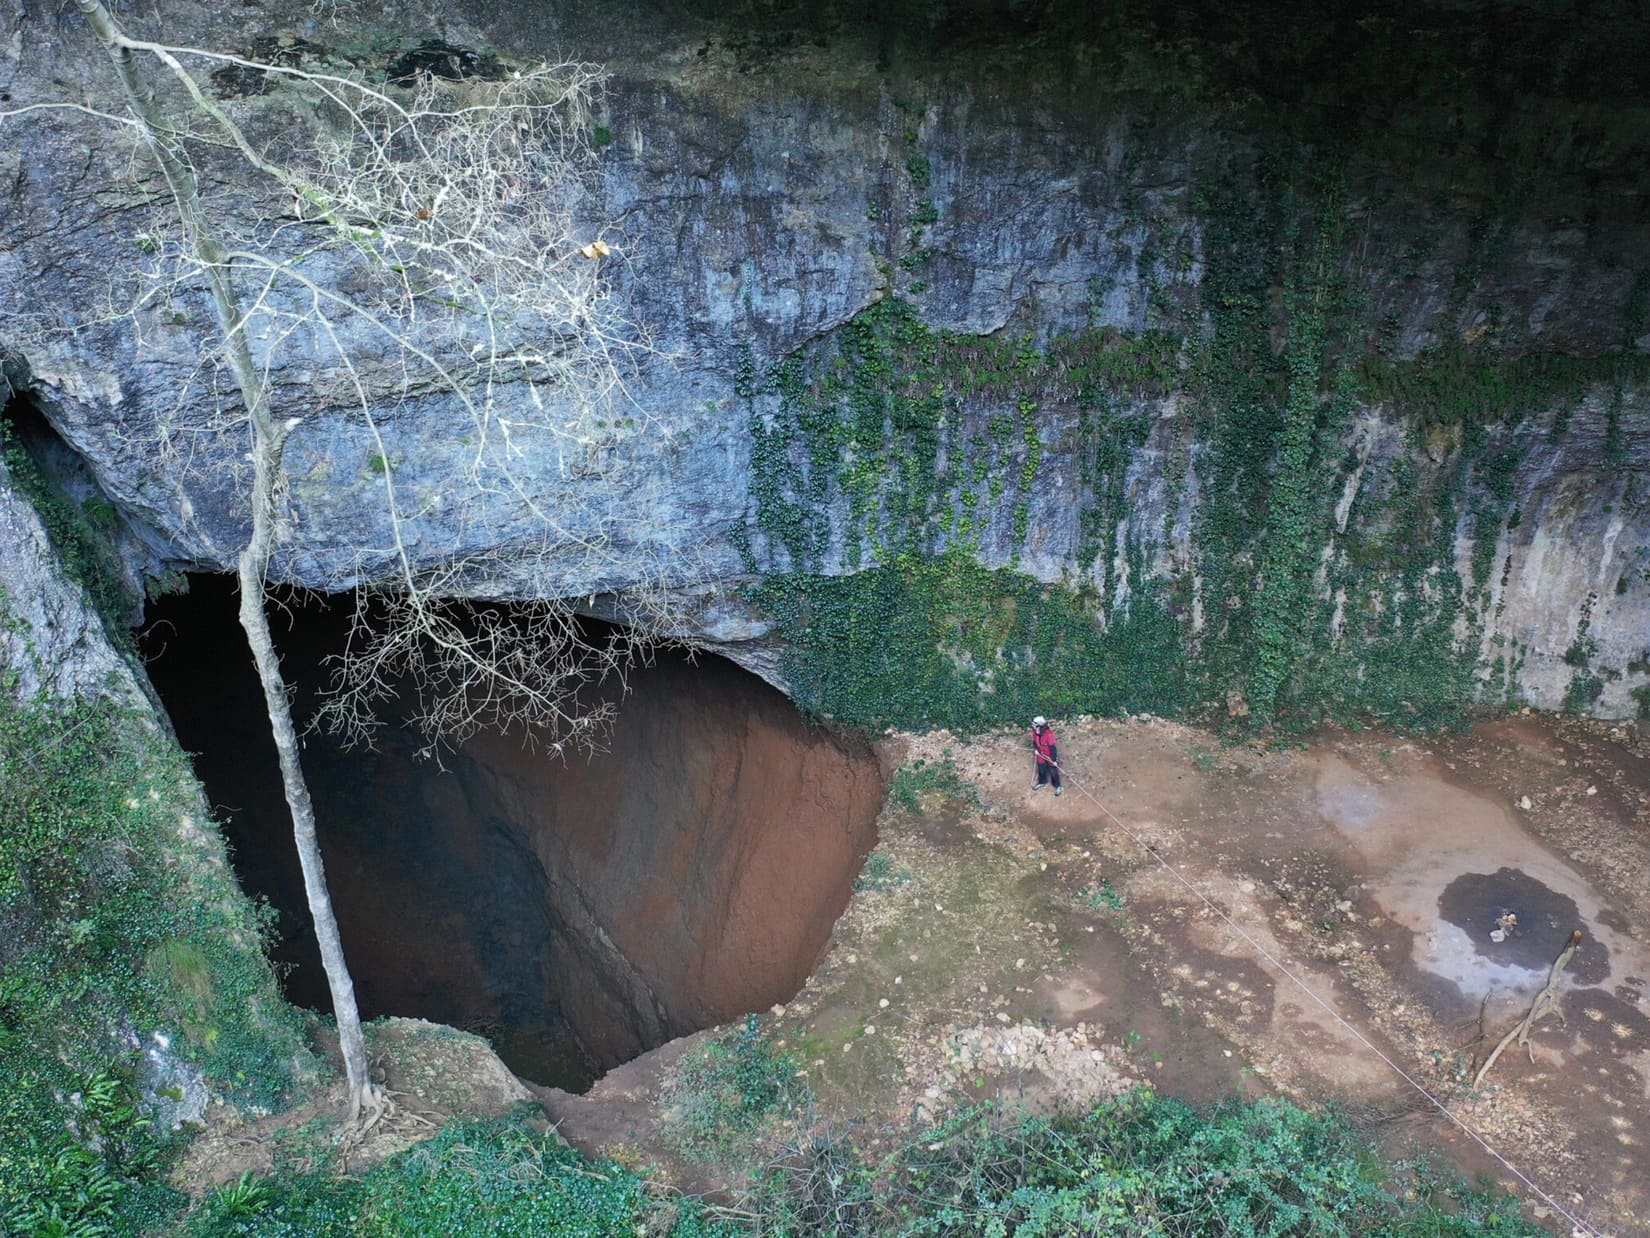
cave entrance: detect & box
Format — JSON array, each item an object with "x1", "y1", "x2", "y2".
[{"x1": 138, "y1": 576, "x2": 883, "y2": 1091}]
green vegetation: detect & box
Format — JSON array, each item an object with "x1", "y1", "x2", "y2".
[
  {"x1": 746, "y1": 298, "x2": 1177, "y2": 575},
  {"x1": 725, "y1": 1089, "x2": 1542, "y2": 1236},
  {"x1": 2, "y1": 416, "x2": 137, "y2": 637},
  {"x1": 0, "y1": 1056, "x2": 183, "y2": 1238},
  {"x1": 1177, "y1": 165, "x2": 1482, "y2": 732},
  {"x1": 1244, "y1": 215, "x2": 1345, "y2": 721},
  {"x1": 0, "y1": 693, "x2": 310, "y2": 1237},
  {"x1": 739, "y1": 124, "x2": 1647, "y2": 736},
  {"x1": 859, "y1": 1095, "x2": 1544, "y2": 1237},
  {"x1": 181, "y1": 1112, "x2": 730, "y2": 1237},
  {"x1": 886, "y1": 753, "x2": 979, "y2": 813},
  {"x1": 1358, "y1": 345, "x2": 1650, "y2": 434},
  {"x1": 663, "y1": 1015, "x2": 807, "y2": 1164},
  {"x1": 742, "y1": 293, "x2": 1194, "y2": 736},
  {"x1": 1075, "y1": 877, "x2": 1124, "y2": 911},
  {"x1": 151, "y1": 1091, "x2": 1543, "y2": 1237},
  {"x1": 755, "y1": 551, "x2": 1187, "y2": 731},
  {"x1": 854, "y1": 849, "x2": 915, "y2": 892}
]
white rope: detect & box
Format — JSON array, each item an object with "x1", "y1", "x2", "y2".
[{"x1": 1042, "y1": 751, "x2": 1603, "y2": 1237}]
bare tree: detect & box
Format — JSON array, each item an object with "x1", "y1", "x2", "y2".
[{"x1": 4, "y1": 2, "x2": 679, "y2": 1122}]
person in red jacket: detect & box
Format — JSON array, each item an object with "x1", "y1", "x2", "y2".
[{"x1": 1031, "y1": 715, "x2": 1062, "y2": 796}]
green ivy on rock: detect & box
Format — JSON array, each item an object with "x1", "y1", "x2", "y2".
[
  {"x1": 755, "y1": 550, "x2": 1189, "y2": 731},
  {"x1": 740, "y1": 148, "x2": 1646, "y2": 737},
  {"x1": 746, "y1": 298, "x2": 1180, "y2": 576}
]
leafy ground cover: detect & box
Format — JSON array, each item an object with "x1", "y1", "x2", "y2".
[{"x1": 170, "y1": 1092, "x2": 1541, "y2": 1238}]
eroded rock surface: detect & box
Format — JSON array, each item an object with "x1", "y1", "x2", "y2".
[{"x1": 1, "y1": 0, "x2": 1647, "y2": 716}]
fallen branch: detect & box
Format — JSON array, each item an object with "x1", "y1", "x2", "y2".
[
  {"x1": 1459, "y1": 990, "x2": 1493, "y2": 1058},
  {"x1": 1472, "y1": 930, "x2": 1582, "y2": 1090}
]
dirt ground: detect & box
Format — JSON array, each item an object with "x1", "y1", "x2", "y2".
[
  {"x1": 542, "y1": 712, "x2": 1650, "y2": 1235},
  {"x1": 178, "y1": 1018, "x2": 541, "y2": 1189}
]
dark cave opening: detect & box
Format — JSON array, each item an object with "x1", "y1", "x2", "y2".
[{"x1": 138, "y1": 575, "x2": 883, "y2": 1091}]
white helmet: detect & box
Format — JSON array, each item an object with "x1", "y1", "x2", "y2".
[{"x1": 1032, "y1": 716, "x2": 1046, "y2": 728}]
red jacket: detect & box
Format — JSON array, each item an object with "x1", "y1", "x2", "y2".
[{"x1": 1033, "y1": 726, "x2": 1058, "y2": 761}]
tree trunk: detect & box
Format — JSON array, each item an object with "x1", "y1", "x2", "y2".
[
  {"x1": 74, "y1": 0, "x2": 379, "y2": 1122},
  {"x1": 236, "y1": 550, "x2": 380, "y2": 1123}
]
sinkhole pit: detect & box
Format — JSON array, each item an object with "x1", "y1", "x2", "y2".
[{"x1": 139, "y1": 576, "x2": 884, "y2": 1090}]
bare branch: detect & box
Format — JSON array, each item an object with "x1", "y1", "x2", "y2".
[{"x1": 2, "y1": 7, "x2": 697, "y2": 1121}]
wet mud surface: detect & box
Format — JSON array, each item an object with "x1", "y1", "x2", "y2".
[{"x1": 1438, "y1": 868, "x2": 1610, "y2": 983}]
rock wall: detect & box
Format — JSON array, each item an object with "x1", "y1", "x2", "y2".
[
  {"x1": 0, "y1": 405, "x2": 312, "y2": 1126},
  {"x1": 0, "y1": 444, "x2": 144, "y2": 703},
  {"x1": 1, "y1": 0, "x2": 1647, "y2": 723}
]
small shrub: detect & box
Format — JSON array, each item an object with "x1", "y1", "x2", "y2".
[
  {"x1": 854, "y1": 850, "x2": 914, "y2": 893},
  {"x1": 1563, "y1": 671, "x2": 1604, "y2": 715},
  {"x1": 1075, "y1": 878, "x2": 1124, "y2": 911},
  {"x1": 212, "y1": 1171, "x2": 273, "y2": 1218},
  {"x1": 664, "y1": 1016, "x2": 807, "y2": 1163},
  {"x1": 887, "y1": 753, "x2": 978, "y2": 814},
  {"x1": 758, "y1": 1126, "x2": 878, "y2": 1237}
]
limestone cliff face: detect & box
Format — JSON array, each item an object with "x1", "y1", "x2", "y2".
[
  {"x1": 1, "y1": 0, "x2": 1646, "y2": 720},
  {"x1": 0, "y1": 452, "x2": 146, "y2": 703},
  {"x1": 0, "y1": 443, "x2": 312, "y2": 1126}
]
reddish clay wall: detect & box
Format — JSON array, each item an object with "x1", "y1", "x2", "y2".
[{"x1": 462, "y1": 657, "x2": 885, "y2": 1066}]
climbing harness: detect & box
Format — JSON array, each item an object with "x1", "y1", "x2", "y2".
[{"x1": 1045, "y1": 752, "x2": 1605, "y2": 1238}]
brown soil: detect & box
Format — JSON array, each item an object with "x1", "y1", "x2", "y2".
[
  {"x1": 177, "y1": 1018, "x2": 537, "y2": 1190},
  {"x1": 457, "y1": 655, "x2": 884, "y2": 1070},
  {"x1": 547, "y1": 714, "x2": 1650, "y2": 1236}
]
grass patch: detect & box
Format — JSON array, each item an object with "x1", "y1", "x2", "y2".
[
  {"x1": 0, "y1": 692, "x2": 309, "y2": 1235},
  {"x1": 759, "y1": 1094, "x2": 1547, "y2": 1236},
  {"x1": 182, "y1": 1112, "x2": 732, "y2": 1237},
  {"x1": 854, "y1": 850, "x2": 915, "y2": 893},
  {"x1": 663, "y1": 1015, "x2": 809, "y2": 1165},
  {"x1": 887, "y1": 753, "x2": 980, "y2": 813}
]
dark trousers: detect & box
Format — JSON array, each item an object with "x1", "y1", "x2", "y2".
[{"x1": 1036, "y1": 758, "x2": 1061, "y2": 788}]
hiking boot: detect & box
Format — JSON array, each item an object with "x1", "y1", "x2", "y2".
[{"x1": 1054, "y1": 786, "x2": 1064, "y2": 797}]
